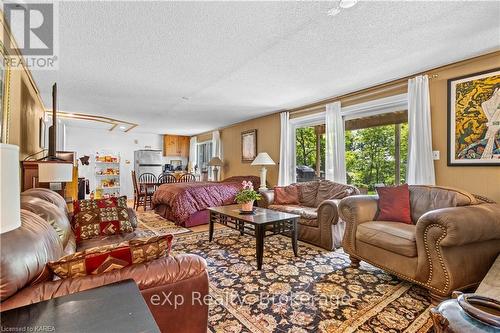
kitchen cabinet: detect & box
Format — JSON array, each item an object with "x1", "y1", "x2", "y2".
[{"x1": 163, "y1": 135, "x2": 190, "y2": 157}]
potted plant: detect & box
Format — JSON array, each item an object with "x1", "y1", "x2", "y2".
[{"x1": 235, "y1": 181, "x2": 262, "y2": 212}]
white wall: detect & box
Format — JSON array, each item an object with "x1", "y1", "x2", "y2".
[{"x1": 65, "y1": 126, "x2": 163, "y2": 199}]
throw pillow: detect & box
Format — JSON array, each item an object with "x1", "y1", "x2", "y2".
[
  {"x1": 72, "y1": 196, "x2": 133, "y2": 241},
  {"x1": 48, "y1": 235, "x2": 173, "y2": 279},
  {"x1": 274, "y1": 185, "x2": 300, "y2": 205},
  {"x1": 376, "y1": 184, "x2": 412, "y2": 224}
]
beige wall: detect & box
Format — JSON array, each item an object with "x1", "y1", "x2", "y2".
[
  {"x1": 204, "y1": 52, "x2": 500, "y2": 201},
  {"x1": 429, "y1": 52, "x2": 500, "y2": 202},
  {"x1": 214, "y1": 113, "x2": 281, "y2": 185}
]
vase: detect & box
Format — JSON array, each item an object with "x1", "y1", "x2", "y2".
[{"x1": 241, "y1": 200, "x2": 255, "y2": 212}]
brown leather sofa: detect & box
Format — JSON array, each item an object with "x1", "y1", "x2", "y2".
[
  {"x1": 260, "y1": 180, "x2": 359, "y2": 250},
  {"x1": 0, "y1": 189, "x2": 209, "y2": 333},
  {"x1": 338, "y1": 185, "x2": 500, "y2": 303}
]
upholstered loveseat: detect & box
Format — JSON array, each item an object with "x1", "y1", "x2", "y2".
[
  {"x1": 260, "y1": 180, "x2": 359, "y2": 250},
  {"x1": 0, "y1": 188, "x2": 209, "y2": 333},
  {"x1": 338, "y1": 185, "x2": 500, "y2": 303}
]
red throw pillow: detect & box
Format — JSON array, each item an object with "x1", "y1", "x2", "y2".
[
  {"x1": 72, "y1": 196, "x2": 133, "y2": 242},
  {"x1": 376, "y1": 184, "x2": 412, "y2": 224},
  {"x1": 48, "y1": 235, "x2": 173, "y2": 279},
  {"x1": 274, "y1": 185, "x2": 300, "y2": 205}
]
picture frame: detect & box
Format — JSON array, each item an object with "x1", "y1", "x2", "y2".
[
  {"x1": 447, "y1": 68, "x2": 500, "y2": 166},
  {"x1": 241, "y1": 129, "x2": 257, "y2": 162}
]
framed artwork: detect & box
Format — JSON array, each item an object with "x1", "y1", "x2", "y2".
[
  {"x1": 241, "y1": 129, "x2": 257, "y2": 162},
  {"x1": 448, "y1": 68, "x2": 500, "y2": 166}
]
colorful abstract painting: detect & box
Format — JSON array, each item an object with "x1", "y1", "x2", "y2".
[{"x1": 448, "y1": 68, "x2": 500, "y2": 165}]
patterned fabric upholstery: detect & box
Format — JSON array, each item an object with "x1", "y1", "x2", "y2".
[
  {"x1": 72, "y1": 196, "x2": 134, "y2": 241},
  {"x1": 48, "y1": 235, "x2": 173, "y2": 279}
]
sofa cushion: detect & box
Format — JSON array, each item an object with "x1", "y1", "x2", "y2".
[
  {"x1": 409, "y1": 185, "x2": 478, "y2": 223},
  {"x1": 268, "y1": 205, "x2": 318, "y2": 227},
  {"x1": 376, "y1": 184, "x2": 412, "y2": 224},
  {"x1": 21, "y1": 196, "x2": 72, "y2": 248},
  {"x1": 295, "y1": 181, "x2": 319, "y2": 207},
  {"x1": 0, "y1": 210, "x2": 63, "y2": 301},
  {"x1": 274, "y1": 185, "x2": 300, "y2": 205},
  {"x1": 314, "y1": 180, "x2": 359, "y2": 207},
  {"x1": 72, "y1": 197, "x2": 134, "y2": 241},
  {"x1": 357, "y1": 221, "x2": 417, "y2": 257},
  {"x1": 48, "y1": 235, "x2": 173, "y2": 279}
]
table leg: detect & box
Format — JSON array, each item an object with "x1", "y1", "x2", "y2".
[
  {"x1": 209, "y1": 212, "x2": 215, "y2": 242},
  {"x1": 291, "y1": 218, "x2": 298, "y2": 257},
  {"x1": 240, "y1": 220, "x2": 244, "y2": 236},
  {"x1": 255, "y1": 224, "x2": 264, "y2": 270}
]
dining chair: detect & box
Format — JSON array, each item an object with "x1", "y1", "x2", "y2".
[
  {"x1": 178, "y1": 173, "x2": 196, "y2": 183},
  {"x1": 138, "y1": 172, "x2": 157, "y2": 210},
  {"x1": 131, "y1": 170, "x2": 148, "y2": 210},
  {"x1": 158, "y1": 173, "x2": 177, "y2": 185}
]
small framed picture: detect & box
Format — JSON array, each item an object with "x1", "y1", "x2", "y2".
[
  {"x1": 241, "y1": 129, "x2": 257, "y2": 162},
  {"x1": 447, "y1": 68, "x2": 500, "y2": 166}
]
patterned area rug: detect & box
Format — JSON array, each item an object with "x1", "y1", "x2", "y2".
[
  {"x1": 173, "y1": 228, "x2": 434, "y2": 333},
  {"x1": 135, "y1": 211, "x2": 191, "y2": 236}
]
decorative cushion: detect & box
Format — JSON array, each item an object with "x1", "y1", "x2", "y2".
[
  {"x1": 274, "y1": 185, "x2": 300, "y2": 205},
  {"x1": 72, "y1": 196, "x2": 134, "y2": 241},
  {"x1": 376, "y1": 184, "x2": 412, "y2": 224},
  {"x1": 48, "y1": 235, "x2": 173, "y2": 279}
]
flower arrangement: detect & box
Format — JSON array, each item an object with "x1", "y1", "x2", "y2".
[{"x1": 235, "y1": 181, "x2": 262, "y2": 211}]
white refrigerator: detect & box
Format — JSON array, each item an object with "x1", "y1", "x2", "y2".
[{"x1": 134, "y1": 150, "x2": 163, "y2": 177}]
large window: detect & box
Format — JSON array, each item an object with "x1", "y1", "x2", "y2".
[
  {"x1": 295, "y1": 125, "x2": 325, "y2": 182},
  {"x1": 345, "y1": 111, "x2": 408, "y2": 193}
]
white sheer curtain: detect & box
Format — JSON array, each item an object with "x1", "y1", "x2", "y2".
[
  {"x1": 189, "y1": 136, "x2": 197, "y2": 172},
  {"x1": 325, "y1": 101, "x2": 347, "y2": 183},
  {"x1": 407, "y1": 75, "x2": 435, "y2": 185},
  {"x1": 278, "y1": 111, "x2": 294, "y2": 186}
]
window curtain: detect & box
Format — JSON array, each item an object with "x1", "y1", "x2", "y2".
[
  {"x1": 211, "y1": 130, "x2": 222, "y2": 180},
  {"x1": 189, "y1": 136, "x2": 197, "y2": 172},
  {"x1": 278, "y1": 111, "x2": 294, "y2": 186},
  {"x1": 407, "y1": 75, "x2": 435, "y2": 185},
  {"x1": 325, "y1": 101, "x2": 347, "y2": 183}
]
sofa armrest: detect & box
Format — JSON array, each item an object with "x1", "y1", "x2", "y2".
[
  {"x1": 318, "y1": 199, "x2": 340, "y2": 225},
  {"x1": 416, "y1": 203, "x2": 500, "y2": 248},
  {"x1": 259, "y1": 189, "x2": 274, "y2": 208},
  {"x1": 338, "y1": 195, "x2": 379, "y2": 253},
  {"x1": 0, "y1": 254, "x2": 207, "y2": 311}
]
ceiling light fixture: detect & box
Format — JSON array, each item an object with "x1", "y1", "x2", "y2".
[
  {"x1": 119, "y1": 125, "x2": 127, "y2": 130},
  {"x1": 339, "y1": 0, "x2": 358, "y2": 9},
  {"x1": 327, "y1": 7, "x2": 341, "y2": 16}
]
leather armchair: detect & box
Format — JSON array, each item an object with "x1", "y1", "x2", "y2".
[{"x1": 338, "y1": 186, "x2": 500, "y2": 303}]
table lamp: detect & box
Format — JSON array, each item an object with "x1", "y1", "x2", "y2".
[
  {"x1": 251, "y1": 152, "x2": 275, "y2": 191},
  {"x1": 208, "y1": 157, "x2": 223, "y2": 181},
  {"x1": 1, "y1": 144, "x2": 21, "y2": 233},
  {"x1": 38, "y1": 162, "x2": 73, "y2": 191}
]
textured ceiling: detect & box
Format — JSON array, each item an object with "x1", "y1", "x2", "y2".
[{"x1": 32, "y1": 1, "x2": 500, "y2": 135}]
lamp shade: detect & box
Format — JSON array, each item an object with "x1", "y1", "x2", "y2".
[
  {"x1": 251, "y1": 152, "x2": 276, "y2": 166},
  {"x1": 0, "y1": 144, "x2": 21, "y2": 233},
  {"x1": 209, "y1": 157, "x2": 223, "y2": 167},
  {"x1": 38, "y1": 162, "x2": 73, "y2": 182}
]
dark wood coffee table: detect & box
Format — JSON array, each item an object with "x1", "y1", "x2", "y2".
[{"x1": 208, "y1": 205, "x2": 300, "y2": 270}]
